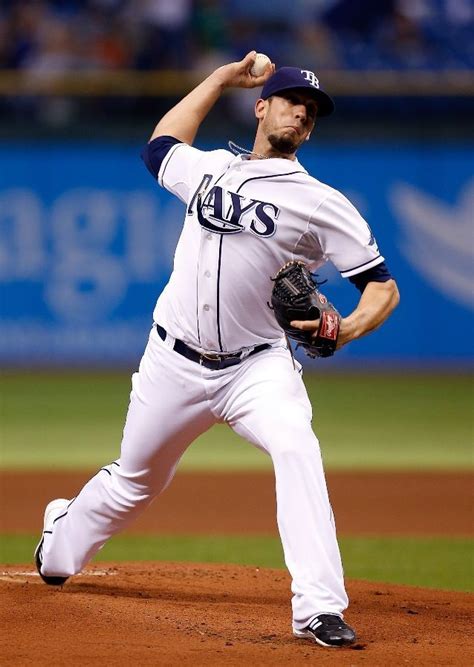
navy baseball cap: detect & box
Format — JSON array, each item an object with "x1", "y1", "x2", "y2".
[{"x1": 261, "y1": 67, "x2": 335, "y2": 117}]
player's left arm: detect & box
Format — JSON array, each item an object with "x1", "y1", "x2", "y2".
[
  {"x1": 295, "y1": 190, "x2": 400, "y2": 349},
  {"x1": 291, "y1": 268, "x2": 399, "y2": 349},
  {"x1": 336, "y1": 276, "x2": 399, "y2": 348}
]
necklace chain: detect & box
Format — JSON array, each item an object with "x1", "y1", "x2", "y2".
[{"x1": 228, "y1": 141, "x2": 268, "y2": 160}]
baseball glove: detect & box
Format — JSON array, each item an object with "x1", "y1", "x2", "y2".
[{"x1": 270, "y1": 260, "x2": 341, "y2": 358}]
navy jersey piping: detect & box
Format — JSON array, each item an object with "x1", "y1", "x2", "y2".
[
  {"x1": 195, "y1": 263, "x2": 201, "y2": 345},
  {"x1": 195, "y1": 166, "x2": 229, "y2": 348},
  {"x1": 197, "y1": 163, "x2": 302, "y2": 352},
  {"x1": 236, "y1": 170, "x2": 303, "y2": 193},
  {"x1": 142, "y1": 136, "x2": 182, "y2": 179},
  {"x1": 341, "y1": 255, "x2": 382, "y2": 275},
  {"x1": 216, "y1": 235, "x2": 224, "y2": 350},
  {"x1": 214, "y1": 168, "x2": 301, "y2": 351},
  {"x1": 159, "y1": 142, "x2": 184, "y2": 186},
  {"x1": 349, "y1": 261, "x2": 392, "y2": 292}
]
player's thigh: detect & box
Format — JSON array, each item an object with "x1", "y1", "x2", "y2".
[
  {"x1": 119, "y1": 326, "x2": 215, "y2": 474},
  {"x1": 225, "y1": 347, "x2": 315, "y2": 456}
]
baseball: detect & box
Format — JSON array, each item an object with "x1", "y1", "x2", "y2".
[{"x1": 250, "y1": 53, "x2": 271, "y2": 77}]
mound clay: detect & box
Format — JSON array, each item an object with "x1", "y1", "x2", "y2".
[{"x1": 1, "y1": 562, "x2": 473, "y2": 665}]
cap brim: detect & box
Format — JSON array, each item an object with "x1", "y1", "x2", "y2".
[{"x1": 268, "y1": 85, "x2": 335, "y2": 117}]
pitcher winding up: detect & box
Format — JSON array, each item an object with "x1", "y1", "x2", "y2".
[{"x1": 35, "y1": 52, "x2": 399, "y2": 649}]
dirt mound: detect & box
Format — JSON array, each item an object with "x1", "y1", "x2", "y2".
[{"x1": 1, "y1": 562, "x2": 472, "y2": 665}]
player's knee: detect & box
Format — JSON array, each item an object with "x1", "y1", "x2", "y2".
[
  {"x1": 109, "y1": 468, "x2": 156, "y2": 509},
  {"x1": 269, "y1": 425, "x2": 320, "y2": 462}
]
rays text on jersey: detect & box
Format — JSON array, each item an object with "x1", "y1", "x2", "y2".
[{"x1": 188, "y1": 176, "x2": 280, "y2": 237}]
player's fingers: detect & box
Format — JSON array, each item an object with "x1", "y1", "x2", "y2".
[
  {"x1": 250, "y1": 69, "x2": 274, "y2": 85},
  {"x1": 242, "y1": 52, "x2": 274, "y2": 83},
  {"x1": 290, "y1": 319, "x2": 320, "y2": 331},
  {"x1": 262, "y1": 62, "x2": 275, "y2": 80},
  {"x1": 242, "y1": 51, "x2": 257, "y2": 69},
  {"x1": 234, "y1": 52, "x2": 274, "y2": 88}
]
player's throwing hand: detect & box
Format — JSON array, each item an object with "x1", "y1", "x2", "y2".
[{"x1": 214, "y1": 51, "x2": 275, "y2": 90}]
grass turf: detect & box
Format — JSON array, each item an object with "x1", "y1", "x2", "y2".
[
  {"x1": 1, "y1": 534, "x2": 472, "y2": 593},
  {"x1": 1, "y1": 371, "x2": 472, "y2": 471}
]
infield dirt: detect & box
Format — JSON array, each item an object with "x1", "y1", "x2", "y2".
[
  {"x1": 1, "y1": 562, "x2": 473, "y2": 665},
  {"x1": 1, "y1": 470, "x2": 473, "y2": 665},
  {"x1": 1, "y1": 470, "x2": 472, "y2": 535}
]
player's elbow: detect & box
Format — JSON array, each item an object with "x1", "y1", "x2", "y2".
[
  {"x1": 368, "y1": 278, "x2": 400, "y2": 317},
  {"x1": 389, "y1": 279, "x2": 400, "y2": 309},
  {"x1": 384, "y1": 279, "x2": 400, "y2": 313}
]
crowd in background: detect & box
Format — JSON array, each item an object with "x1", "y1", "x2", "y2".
[{"x1": 1, "y1": 0, "x2": 473, "y2": 75}]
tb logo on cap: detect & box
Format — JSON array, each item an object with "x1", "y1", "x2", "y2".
[{"x1": 301, "y1": 70, "x2": 319, "y2": 88}]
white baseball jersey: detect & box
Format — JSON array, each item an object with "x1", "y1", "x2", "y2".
[{"x1": 155, "y1": 144, "x2": 383, "y2": 353}]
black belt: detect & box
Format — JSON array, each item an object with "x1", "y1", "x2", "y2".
[{"x1": 156, "y1": 324, "x2": 270, "y2": 370}]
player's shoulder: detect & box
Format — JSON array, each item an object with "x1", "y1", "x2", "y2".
[
  {"x1": 297, "y1": 170, "x2": 365, "y2": 222},
  {"x1": 169, "y1": 142, "x2": 234, "y2": 166},
  {"x1": 194, "y1": 146, "x2": 235, "y2": 165},
  {"x1": 179, "y1": 146, "x2": 234, "y2": 175},
  {"x1": 298, "y1": 170, "x2": 345, "y2": 205}
]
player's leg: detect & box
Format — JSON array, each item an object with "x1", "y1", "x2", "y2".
[
  {"x1": 39, "y1": 326, "x2": 215, "y2": 579},
  {"x1": 218, "y1": 346, "x2": 348, "y2": 630}
]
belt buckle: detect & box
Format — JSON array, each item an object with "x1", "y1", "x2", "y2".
[{"x1": 200, "y1": 352, "x2": 221, "y2": 365}]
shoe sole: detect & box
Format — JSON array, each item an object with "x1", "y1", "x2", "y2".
[
  {"x1": 34, "y1": 499, "x2": 70, "y2": 586},
  {"x1": 293, "y1": 628, "x2": 355, "y2": 648}
]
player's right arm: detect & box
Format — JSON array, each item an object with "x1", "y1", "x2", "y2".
[{"x1": 149, "y1": 52, "x2": 274, "y2": 145}]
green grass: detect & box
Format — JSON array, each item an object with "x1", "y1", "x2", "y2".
[
  {"x1": 1, "y1": 534, "x2": 472, "y2": 593},
  {"x1": 1, "y1": 371, "x2": 472, "y2": 470}
]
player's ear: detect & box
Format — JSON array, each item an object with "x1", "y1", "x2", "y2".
[{"x1": 255, "y1": 98, "x2": 266, "y2": 120}]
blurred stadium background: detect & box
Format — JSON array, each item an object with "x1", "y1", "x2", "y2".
[
  {"x1": 0, "y1": 0, "x2": 473, "y2": 368},
  {"x1": 0, "y1": 0, "x2": 473, "y2": 589}
]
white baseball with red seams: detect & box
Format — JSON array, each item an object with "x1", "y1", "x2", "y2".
[
  {"x1": 40, "y1": 139, "x2": 383, "y2": 630},
  {"x1": 250, "y1": 53, "x2": 271, "y2": 77}
]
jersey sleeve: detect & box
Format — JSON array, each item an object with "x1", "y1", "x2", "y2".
[
  {"x1": 311, "y1": 190, "x2": 384, "y2": 277},
  {"x1": 157, "y1": 142, "x2": 205, "y2": 204}
]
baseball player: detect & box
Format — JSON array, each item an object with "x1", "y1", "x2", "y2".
[{"x1": 34, "y1": 52, "x2": 399, "y2": 648}]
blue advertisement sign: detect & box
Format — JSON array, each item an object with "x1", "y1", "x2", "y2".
[{"x1": 0, "y1": 141, "x2": 472, "y2": 366}]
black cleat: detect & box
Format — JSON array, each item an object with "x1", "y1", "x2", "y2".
[
  {"x1": 293, "y1": 614, "x2": 356, "y2": 648},
  {"x1": 34, "y1": 499, "x2": 70, "y2": 586}
]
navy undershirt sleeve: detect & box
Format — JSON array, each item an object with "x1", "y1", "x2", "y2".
[
  {"x1": 348, "y1": 262, "x2": 393, "y2": 293},
  {"x1": 141, "y1": 135, "x2": 182, "y2": 179}
]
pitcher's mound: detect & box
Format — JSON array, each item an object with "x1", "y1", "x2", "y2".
[{"x1": 1, "y1": 562, "x2": 471, "y2": 665}]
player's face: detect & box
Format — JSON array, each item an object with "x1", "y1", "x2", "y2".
[{"x1": 259, "y1": 91, "x2": 317, "y2": 155}]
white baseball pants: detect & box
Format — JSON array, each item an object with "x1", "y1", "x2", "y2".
[{"x1": 41, "y1": 325, "x2": 348, "y2": 628}]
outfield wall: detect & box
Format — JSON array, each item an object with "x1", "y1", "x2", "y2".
[{"x1": 1, "y1": 141, "x2": 472, "y2": 367}]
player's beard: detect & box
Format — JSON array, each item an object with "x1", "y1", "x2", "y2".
[{"x1": 267, "y1": 130, "x2": 301, "y2": 156}]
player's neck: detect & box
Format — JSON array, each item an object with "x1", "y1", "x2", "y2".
[{"x1": 251, "y1": 138, "x2": 296, "y2": 161}]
